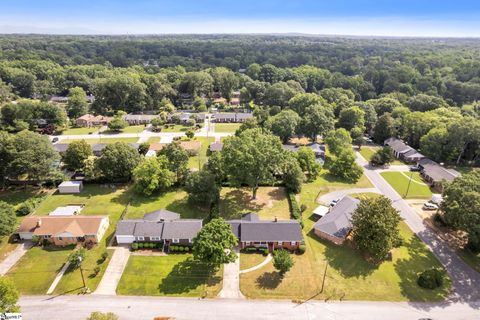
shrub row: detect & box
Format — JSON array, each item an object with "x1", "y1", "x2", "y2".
[
  {"x1": 287, "y1": 192, "x2": 303, "y2": 228},
  {"x1": 131, "y1": 242, "x2": 162, "y2": 250},
  {"x1": 169, "y1": 245, "x2": 191, "y2": 252}
]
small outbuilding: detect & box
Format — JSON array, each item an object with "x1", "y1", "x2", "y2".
[{"x1": 58, "y1": 181, "x2": 83, "y2": 194}]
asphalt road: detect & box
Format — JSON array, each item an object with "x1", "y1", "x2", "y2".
[
  {"x1": 18, "y1": 295, "x2": 480, "y2": 320},
  {"x1": 356, "y1": 152, "x2": 480, "y2": 301}
]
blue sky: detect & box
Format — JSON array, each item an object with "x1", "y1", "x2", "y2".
[{"x1": 1, "y1": 0, "x2": 480, "y2": 36}]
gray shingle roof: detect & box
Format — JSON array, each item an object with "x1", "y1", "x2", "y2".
[
  {"x1": 417, "y1": 158, "x2": 460, "y2": 183},
  {"x1": 209, "y1": 141, "x2": 223, "y2": 152},
  {"x1": 384, "y1": 138, "x2": 413, "y2": 154},
  {"x1": 143, "y1": 209, "x2": 180, "y2": 222},
  {"x1": 116, "y1": 220, "x2": 140, "y2": 236},
  {"x1": 162, "y1": 220, "x2": 203, "y2": 240},
  {"x1": 53, "y1": 144, "x2": 69, "y2": 153},
  {"x1": 133, "y1": 221, "x2": 164, "y2": 237},
  {"x1": 313, "y1": 196, "x2": 359, "y2": 239}
]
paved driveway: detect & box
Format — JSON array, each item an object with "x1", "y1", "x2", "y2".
[
  {"x1": 94, "y1": 247, "x2": 131, "y2": 295},
  {"x1": 356, "y1": 152, "x2": 480, "y2": 301},
  {"x1": 318, "y1": 187, "x2": 381, "y2": 205},
  {"x1": 0, "y1": 241, "x2": 32, "y2": 276},
  {"x1": 218, "y1": 248, "x2": 244, "y2": 299}
]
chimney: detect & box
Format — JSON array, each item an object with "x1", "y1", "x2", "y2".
[
  {"x1": 36, "y1": 218, "x2": 42, "y2": 227},
  {"x1": 274, "y1": 216, "x2": 278, "y2": 222}
]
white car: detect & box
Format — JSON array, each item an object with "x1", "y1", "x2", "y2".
[
  {"x1": 423, "y1": 203, "x2": 439, "y2": 211},
  {"x1": 329, "y1": 199, "x2": 340, "y2": 207}
]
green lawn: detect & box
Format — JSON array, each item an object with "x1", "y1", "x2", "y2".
[
  {"x1": 121, "y1": 125, "x2": 147, "y2": 133},
  {"x1": 161, "y1": 125, "x2": 193, "y2": 132},
  {"x1": 240, "y1": 220, "x2": 451, "y2": 301},
  {"x1": 59, "y1": 137, "x2": 140, "y2": 144},
  {"x1": 62, "y1": 127, "x2": 101, "y2": 135},
  {"x1": 188, "y1": 137, "x2": 215, "y2": 170},
  {"x1": 6, "y1": 246, "x2": 74, "y2": 294},
  {"x1": 219, "y1": 187, "x2": 290, "y2": 221},
  {"x1": 359, "y1": 147, "x2": 404, "y2": 165},
  {"x1": 147, "y1": 137, "x2": 161, "y2": 143},
  {"x1": 240, "y1": 253, "x2": 268, "y2": 271},
  {"x1": 380, "y1": 172, "x2": 433, "y2": 199},
  {"x1": 214, "y1": 123, "x2": 241, "y2": 133},
  {"x1": 117, "y1": 254, "x2": 223, "y2": 297}
]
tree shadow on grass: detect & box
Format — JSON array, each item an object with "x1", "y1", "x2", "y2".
[
  {"x1": 158, "y1": 258, "x2": 221, "y2": 295},
  {"x1": 394, "y1": 232, "x2": 452, "y2": 306},
  {"x1": 256, "y1": 271, "x2": 283, "y2": 289},
  {"x1": 219, "y1": 189, "x2": 264, "y2": 219},
  {"x1": 310, "y1": 230, "x2": 378, "y2": 278}
]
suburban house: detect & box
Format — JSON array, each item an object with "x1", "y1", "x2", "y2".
[
  {"x1": 209, "y1": 141, "x2": 223, "y2": 152},
  {"x1": 58, "y1": 181, "x2": 83, "y2": 194},
  {"x1": 212, "y1": 112, "x2": 253, "y2": 123},
  {"x1": 167, "y1": 112, "x2": 206, "y2": 124},
  {"x1": 17, "y1": 216, "x2": 109, "y2": 246},
  {"x1": 227, "y1": 213, "x2": 303, "y2": 252},
  {"x1": 384, "y1": 138, "x2": 425, "y2": 163},
  {"x1": 282, "y1": 143, "x2": 325, "y2": 165},
  {"x1": 53, "y1": 143, "x2": 69, "y2": 154},
  {"x1": 123, "y1": 114, "x2": 158, "y2": 125},
  {"x1": 313, "y1": 196, "x2": 359, "y2": 245},
  {"x1": 115, "y1": 210, "x2": 202, "y2": 250},
  {"x1": 76, "y1": 114, "x2": 112, "y2": 127},
  {"x1": 417, "y1": 158, "x2": 461, "y2": 190},
  {"x1": 149, "y1": 141, "x2": 201, "y2": 155}
]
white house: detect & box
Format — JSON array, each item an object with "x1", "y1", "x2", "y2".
[{"x1": 58, "y1": 181, "x2": 83, "y2": 194}]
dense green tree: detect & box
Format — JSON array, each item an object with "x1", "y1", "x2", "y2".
[
  {"x1": 0, "y1": 201, "x2": 16, "y2": 237},
  {"x1": 66, "y1": 87, "x2": 88, "y2": 119},
  {"x1": 325, "y1": 128, "x2": 352, "y2": 157},
  {"x1": 0, "y1": 131, "x2": 14, "y2": 188},
  {"x1": 205, "y1": 151, "x2": 225, "y2": 184},
  {"x1": 185, "y1": 169, "x2": 220, "y2": 206},
  {"x1": 281, "y1": 154, "x2": 304, "y2": 193},
  {"x1": 210, "y1": 67, "x2": 238, "y2": 101},
  {"x1": 273, "y1": 249, "x2": 294, "y2": 274},
  {"x1": 0, "y1": 277, "x2": 20, "y2": 313},
  {"x1": 0, "y1": 79, "x2": 14, "y2": 103},
  {"x1": 370, "y1": 146, "x2": 395, "y2": 166},
  {"x1": 373, "y1": 113, "x2": 396, "y2": 144},
  {"x1": 406, "y1": 94, "x2": 448, "y2": 112},
  {"x1": 64, "y1": 140, "x2": 93, "y2": 171},
  {"x1": 350, "y1": 127, "x2": 364, "y2": 149},
  {"x1": 265, "y1": 109, "x2": 301, "y2": 143},
  {"x1": 68, "y1": 248, "x2": 86, "y2": 269},
  {"x1": 352, "y1": 196, "x2": 402, "y2": 262},
  {"x1": 338, "y1": 106, "x2": 365, "y2": 131},
  {"x1": 222, "y1": 128, "x2": 285, "y2": 198},
  {"x1": 192, "y1": 218, "x2": 238, "y2": 265},
  {"x1": 441, "y1": 170, "x2": 480, "y2": 251},
  {"x1": 367, "y1": 97, "x2": 403, "y2": 116},
  {"x1": 97, "y1": 142, "x2": 141, "y2": 182},
  {"x1": 420, "y1": 128, "x2": 452, "y2": 163},
  {"x1": 288, "y1": 93, "x2": 326, "y2": 116},
  {"x1": 297, "y1": 104, "x2": 335, "y2": 142},
  {"x1": 329, "y1": 149, "x2": 363, "y2": 183},
  {"x1": 107, "y1": 117, "x2": 128, "y2": 132},
  {"x1": 295, "y1": 147, "x2": 321, "y2": 181},
  {"x1": 264, "y1": 81, "x2": 303, "y2": 107},
  {"x1": 133, "y1": 156, "x2": 176, "y2": 195},
  {"x1": 158, "y1": 141, "x2": 190, "y2": 183},
  {"x1": 402, "y1": 111, "x2": 441, "y2": 148},
  {"x1": 180, "y1": 71, "x2": 214, "y2": 97}
]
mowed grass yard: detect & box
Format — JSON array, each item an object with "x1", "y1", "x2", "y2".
[
  {"x1": 380, "y1": 172, "x2": 432, "y2": 199},
  {"x1": 219, "y1": 187, "x2": 290, "y2": 220},
  {"x1": 188, "y1": 137, "x2": 215, "y2": 170},
  {"x1": 62, "y1": 127, "x2": 101, "y2": 135},
  {"x1": 359, "y1": 147, "x2": 403, "y2": 165},
  {"x1": 214, "y1": 123, "x2": 241, "y2": 133},
  {"x1": 117, "y1": 254, "x2": 223, "y2": 297},
  {"x1": 59, "y1": 137, "x2": 139, "y2": 144},
  {"x1": 6, "y1": 246, "x2": 74, "y2": 294}
]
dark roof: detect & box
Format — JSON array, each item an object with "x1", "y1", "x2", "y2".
[
  {"x1": 227, "y1": 213, "x2": 303, "y2": 243},
  {"x1": 403, "y1": 149, "x2": 425, "y2": 160},
  {"x1": 209, "y1": 141, "x2": 223, "y2": 152},
  {"x1": 53, "y1": 144, "x2": 69, "y2": 153},
  {"x1": 143, "y1": 209, "x2": 180, "y2": 222},
  {"x1": 162, "y1": 220, "x2": 203, "y2": 240},
  {"x1": 133, "y1": 221, "x2": 164, "y2": 237},
  {"x1": 417, "y1": 158, "x2": 460, "y2": 183},
  {"x1": 111, "y1": 220, "x2": 139, "y2": 236},
  {"x1": 384, "y1": 138, "x2": 413, "y2": 154},
  {"x1": 313, "y1": 196, "x2": 359, "y2": 239}
]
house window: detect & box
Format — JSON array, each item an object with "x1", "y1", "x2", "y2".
[
  {"x1": 278, "y1": 241, "x2": 283, "y2": 245},
  {"x1": 245, "y1": 241, "x2": 251, "y2": 245},
  {"x1": 58, "y1": 237, "x2": 63, "y2": 241},
  {"x1": 151, "y1": 237, "x2": 161, "y2": 241},
  {"x1": 172, "y1": 239, "x2": 179, "y2": 243},
  {"x1": 291, "y1": 241, "x2": 296, "y2": 245},
  {"x1": 43, "y1": 235, "x2": 51, "y2": 239},
  {"x1": 136, "y1": 236, "x2": 145, "y2": 241}
]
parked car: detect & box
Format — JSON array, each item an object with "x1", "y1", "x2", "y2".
[
  {"x1": 423, "y1": 203, "x2": 439, "y2": 211},
  {"x1": 409, "y1": 165, "x2": 421, "y2": 172},
  {"x1": 51, "y1": 137, "x2": 59, "y2": 143},
  {"x1": 329, "y1": 199, "x2": 340, "y2": 207}
]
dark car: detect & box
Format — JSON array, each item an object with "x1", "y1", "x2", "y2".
[
  {"x1": 52, "y1": 137, "x2": 59, "y2": 143},
  {"x1": 409, "y1": 165, "x2": 421, "y2": 172}
]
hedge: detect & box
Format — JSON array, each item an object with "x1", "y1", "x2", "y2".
[{"x1": 287, "y1": 192, "x2": 303, "y2": 228}]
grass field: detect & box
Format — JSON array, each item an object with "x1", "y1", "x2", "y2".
[
  {"x1": 240, "y1": 253, "x2": 268, "y2": 271},
  {"x1": 59, "y1": 137, "x2": 139, "y2": 144},
  {"x1": 219, "y1": 187, "x2": 290, "y2": 220},
  {"x1": 188, "y1": 137, "x2": 215, "y2": 170},
  {"x1": 121, "y1": 125, "x2": 147, "y2": 133},
  {"x1": 359, "y1": 147, "x2": 404, "y2": 165},
  {"x1": 6, "y1": 246, "x2": 74, "y2": 294},
  {"x1": 240, "y1": 221, "x2": 451, "y2": 301},
  {"x1": 62, "y1": 127, "x2": 101, "y2": 135},
  {"x1": 214, "y1": 123, "x2": 241, "y2": 133},
  {"x1": 380, "y1": 172, "x2": 433, "y2": 199},
  {"x1": 161, "y1": 125, "x2": 192, "y2": 132},
  {"x1": 117, "y1": 254, "x2": 223, "y2": 297},
  {"x1": 147, "y1": 137, "x2": 161, "y2": 143}
]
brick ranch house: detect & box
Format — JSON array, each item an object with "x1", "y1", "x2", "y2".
[
  {"x1": 75, "y1": 114, "x2": 112, "y2": 127},
  {"x1": 228, "y1": 213, "x2": 303, "y2": 252},
  {"x1": 16, "y1": 216, "x2": 109, "y2": 246},
  {"x1": 313, "y1": 196, "x2": 359, "y2": 245}
]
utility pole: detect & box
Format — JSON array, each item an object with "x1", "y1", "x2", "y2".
[
  {"x1": 78, "y1": 256, "x2": 86, "y2": 288},
  {"x1": 404, "y1": 171, "x2": 414, "y2": 198}
]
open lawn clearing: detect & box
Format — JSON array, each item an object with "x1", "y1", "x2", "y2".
[
  {"x1": 219, "y1": 187, "x2": 290, "y2": 220},
  {"x1": 349, "y1": 192, "x2": 382, "y2": 201},
  {"x1": 117, "y1": 254, "x2": 223, "y2": 297},
  {"x1": 62, "y1": 127, "x2": 101, "y2": 135},
  {"x1": 214, "y1": 123, "x2": 241, "y2": 133},
  {"x1": 161, "y1": 125, "x2": 193, "y2": 132},
  {"x1": 240, "y1": 220, "x2": 451, "y2": 301},
  {"x1": 380, "y1": 172, "x2": 432, "y2": 199},
  {"x1": 147, "y1": 137, "x2": 161, "y2": 143},
  {"x1": 120, "y1": 125, "x2": 147, "y2": 134},
  {"x1": 359, "y1": 147, "x2": 403, "y2": 165},
  {"x1": 188, "y1": 137, "x2": 215, "y2": 170},
  {"x1": 457, "y1": 249, "x2": 480, "y2": 274},
  {"x1": 34, "y1": 184, "x2": 130, "y2": 216},
  {"x1": 125, "y1": 188, "x2": 209, "y2": 220},
  {"x1": 6, "y1": 246, "x2": 74, "y2": 294},
  {"x1": 59, "y1": 137, "x2": 139, "y2": 144},
  {"x1": 240, "y1": 253, "x2": 268, "y2": 271}
]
